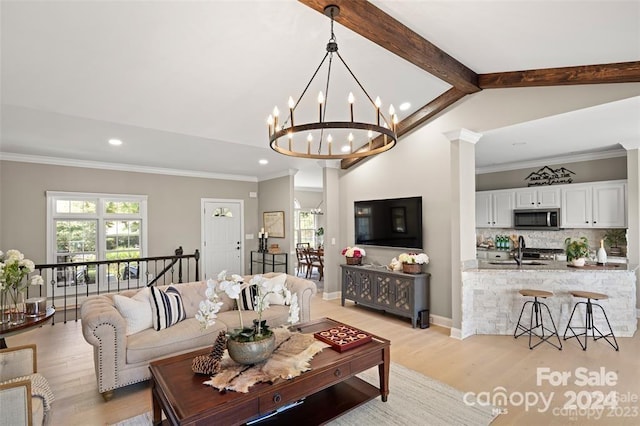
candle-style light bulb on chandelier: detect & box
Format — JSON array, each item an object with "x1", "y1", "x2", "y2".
[{"x1": 268, "y1": 4, "x2": 398, "y2": 160}]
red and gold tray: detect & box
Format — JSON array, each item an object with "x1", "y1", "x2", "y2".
[{"x1": 313, "y1": 323, "x2": 372, "y2": 352}]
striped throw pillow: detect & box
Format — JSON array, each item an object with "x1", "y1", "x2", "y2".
[
  {"x1": 239, "y1": 285, "x2": 258, "y2": 311},
  {"x1": 150, "y1": 285, "x2": 186, "y2": 331}
]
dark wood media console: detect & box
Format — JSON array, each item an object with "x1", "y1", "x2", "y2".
[{"x1": 341, "y1": 265, "x2": 430, "y2": 328}]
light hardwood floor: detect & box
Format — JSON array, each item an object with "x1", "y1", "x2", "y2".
[{"x1": 6, "y1": 293, "x2": 640, "y2": 425}]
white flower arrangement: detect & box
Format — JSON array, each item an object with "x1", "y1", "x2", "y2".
[
  {"x1": 398, "y1": 252, "x2": 430, "y2": 265},
  {"x1": 0, "y1": 249, "x2": 44, "y2": 293},
  {"x1": 196, "y1": 271, "x2": 299, "y2": 341}
]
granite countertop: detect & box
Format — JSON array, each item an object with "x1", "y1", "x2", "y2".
[{"x1": 471, "y1": 260, "x2": 638, "y2": 272}]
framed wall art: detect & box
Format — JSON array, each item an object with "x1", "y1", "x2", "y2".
[{"x1": 263, "y1": 211, "x2": 285, "y2": 238}]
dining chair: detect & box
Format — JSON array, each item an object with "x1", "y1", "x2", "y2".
[
  {"x1": 305, "y1": 249, "x2": 324, "y2": 280},
  {"x1": 295, "y1": 247, "x2": 310, "y2": 277}
]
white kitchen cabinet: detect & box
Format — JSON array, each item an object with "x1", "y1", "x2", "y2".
[
  {"x1": 561, "y1": 181, "x2": 626, "y2": 228},
  {"x1": 592, "y1": 182, "x2": 626, "y2": 227},
  {"x1": 514, "y1": 187, "x2": 561, "y2": 209},
  {"x1": 476, "y1": 190, "x2": 514, "y2": 228}
]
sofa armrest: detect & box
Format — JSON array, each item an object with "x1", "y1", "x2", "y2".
[
  {"x1": 242, "y1": 273, "x2": 316, "y2": 323},
  {"x1": 80, "y1": 295, "x2": 127, "y2": 393},
  {"x1": 283, "y1": 275, "x2": 317, "y2": 323}
]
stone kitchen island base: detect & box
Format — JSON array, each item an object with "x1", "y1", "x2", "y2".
[{"x1": 461, "y1": 261, "x2": 637, "y2": 340}]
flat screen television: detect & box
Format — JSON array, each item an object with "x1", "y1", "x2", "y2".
[{"x1": 354, "y1": 196, "x2": 423, "y2": 249}]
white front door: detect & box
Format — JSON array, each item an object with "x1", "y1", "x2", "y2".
[{"x1": 202, "y1": 199, "x2": 244, "y2": 279}]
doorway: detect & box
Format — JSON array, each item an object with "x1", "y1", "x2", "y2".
[{"x1": 201, "y1": 199, "x2": 244, "y2": 279}]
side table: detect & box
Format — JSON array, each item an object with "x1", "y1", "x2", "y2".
[
  {"x1": 0, "y1": 306, "x2": 55, "y2": 348},
  {"x1": 250, "y1": 251, "x2": 288, "y2": 274}
]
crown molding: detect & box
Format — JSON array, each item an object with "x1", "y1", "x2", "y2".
[
  {"x1": 0, "y1": 152, "x2": 259, "y2": 182},
  {"x1": 621, "y1": 140, "x2": 640, "y2": 150},
  {"x1": 259, "y1": 168, "x2": 299, "y2": 182},
  {"x1": 295, "y1": 186, "x2": 323, "y2": 192},
  {"x1": 444, "y1": 128, "x2": 483, "y2": 144},
  {"x1": 476, "y1": 149, "x2": 627, "y2": 175}
]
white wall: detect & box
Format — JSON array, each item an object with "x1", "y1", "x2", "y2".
[
  {"x1": 338, "y1": 83, "x2": 640, "y2": 321},
  {"x1": 339, "y1": 121, "x2": 453, "y2": 317}
]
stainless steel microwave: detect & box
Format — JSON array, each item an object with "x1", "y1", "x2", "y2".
[{"x1": 513, "y1": 208, "x2": 560, "y2": 230}]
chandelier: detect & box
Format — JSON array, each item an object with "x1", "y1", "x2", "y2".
[
  {"x1": 310, "y1": 201, "x2": 324, "y2": 215},
  {"x1": 268, "y1": 5, "x2": 398, "y2": 160}
]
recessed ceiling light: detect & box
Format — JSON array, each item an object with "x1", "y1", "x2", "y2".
[
  {"x1": 259, "y1": 159, "x2": 269, "y2": 165},
  {"x1": 399, "y1": 102, "x2": 411, "y2": 111},
  {"x1": 108, "y1": 139, "x2": 123, "y2": 146},
  {"x1": 341, "y1": 145, "x2": 350, "y2": 153}
]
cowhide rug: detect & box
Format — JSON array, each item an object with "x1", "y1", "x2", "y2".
[{"x1": 203, "y1": 327, "x2": 329, "y2": 393}]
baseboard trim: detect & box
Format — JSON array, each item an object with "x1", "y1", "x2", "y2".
[
  {"x1": 429, "y1": 314, "x2": 452, "y2": 329},
  {"x1": 449, "y1": 327, "x2": 462, "y2": 340},
  {"x1": 323, "y1": 291, "x2": 341, "y2": 301}
]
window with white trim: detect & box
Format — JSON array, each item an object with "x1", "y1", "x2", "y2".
[
  {"x1": 46, "y1": 192, "x2": 148, "y2": 287},
  {"x1": 293, "y1": 198, "x2": 321, "y2": 248}
]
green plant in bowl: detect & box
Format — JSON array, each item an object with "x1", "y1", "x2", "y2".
[{"x1": 565, "y1": 237, "x2": 589, "y2": 264}]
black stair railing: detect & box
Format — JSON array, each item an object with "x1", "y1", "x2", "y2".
[{"x1": 30, "y1": 246, "x2": 200, "y2": 324}]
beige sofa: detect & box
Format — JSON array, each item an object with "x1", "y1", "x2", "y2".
[{"x1": 80, "y1": 273, "x2": 316, "y2": 400}]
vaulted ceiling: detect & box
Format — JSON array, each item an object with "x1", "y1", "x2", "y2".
[{"x1": 1, "y1": 0, "x2": 639, "y2": 188}]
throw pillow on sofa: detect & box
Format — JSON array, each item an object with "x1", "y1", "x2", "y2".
[
  {"x1": 150, "y1": 285, "x2": 186, "y2": 331},
  {"x1": 113, "y1": 287, "x2": 153, "y2": 335},
  {"x1": 239, "y1": 285, "x2": 257, "y2": 310},
  {"x1": 238, "y1": 274, "x2": 288, "y2": 310},
  {"x1": 264, "y1": 273, "x2": 288, "y2": 305}
]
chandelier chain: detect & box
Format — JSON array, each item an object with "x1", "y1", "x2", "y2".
[
  {"x1": 319, "y1": 50, "x2": 335, "y2": 154},
  {"x1": 329, "y1": 6, "x2": 337, "y2": 42},
  {"x1": 282, "y1": 52, "x2": 330, "y2": 129},
  {"x1": 335, "y1": 51, "x2": 389, "y2": 127}
]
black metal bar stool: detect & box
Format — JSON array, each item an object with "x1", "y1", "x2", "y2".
[
  {"x1": 514, "y1": 289, "x2": 562, "y2": 350},
  {"x1": 563, "y1": 290, "x2": 619, "y2": 351}
]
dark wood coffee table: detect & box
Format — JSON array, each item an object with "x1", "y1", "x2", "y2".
[{"x1": 149, "y1": 317, "x2": 390, "y2": 425}]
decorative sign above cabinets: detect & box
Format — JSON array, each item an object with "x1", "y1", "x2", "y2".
[{"x1": 525, "y1": 166, "x2": 575, "y2": 187}]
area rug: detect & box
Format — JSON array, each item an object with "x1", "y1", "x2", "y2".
[
  {"x1": 204, "y1": 327, "x2": 329, "y2": 393},
  {"x1": 112, "y1": 363, "x2": 498, "y2": 426}
]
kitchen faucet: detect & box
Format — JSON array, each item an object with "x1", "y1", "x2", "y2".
[{"x1": 515, "y1": 235, "x2": 526, "y2": 266}]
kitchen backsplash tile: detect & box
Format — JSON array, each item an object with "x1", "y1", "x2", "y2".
[{"x1": 476, "y1": 228, "x2": 626, "y2": 254}]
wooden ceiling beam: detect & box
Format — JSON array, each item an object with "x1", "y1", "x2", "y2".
[
  {"x1": 479, "y1": 61, "x2": 640, "y2": 88},
  {"x1": 299, "y1": 2, "x2": 639, "y2": 170},
  {"x1": 298, "y1": 0, "x2": 480, "y2": 94},
  {"x1": 340, "y1": 87, "x2": 467, "y2": 169}
]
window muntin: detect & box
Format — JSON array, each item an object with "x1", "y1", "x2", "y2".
[
  {"x1": 55, "y1": 219, "x2": 97, "y2": 258},
  {"x1": 55, "y1": 200, "x2": 97, "y2": 214},
  {"x1": 47, "y1": 192, "x2": 147, "y2": 287},
  {"x1": 105, "y1": 200, "x2": 140, "y2": 215},
  {"x1": 105, "y1": 220, "x2": 141, "y2": 258},
  {"x1": 294, "y1": 210, "x2": 319, "y2": 247}
]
